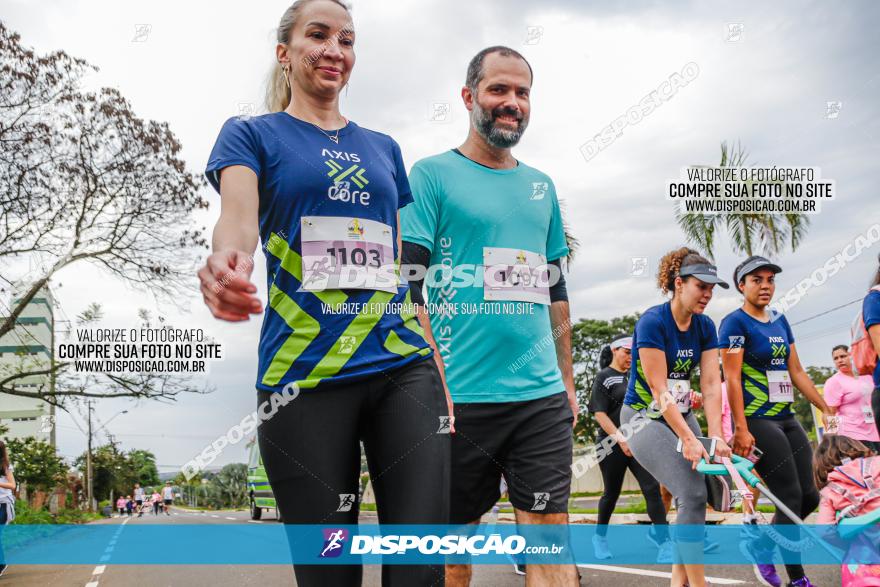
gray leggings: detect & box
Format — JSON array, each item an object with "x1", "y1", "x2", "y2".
[{"x1": 620, "y1": 405, "x2": 706, "y2": 535}]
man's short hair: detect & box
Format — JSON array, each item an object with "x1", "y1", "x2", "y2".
[{"x1": 465, "y1": 46, "x2": 533, "y2": 91}]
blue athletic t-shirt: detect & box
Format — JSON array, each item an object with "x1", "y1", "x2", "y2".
[
  {"x1": 205, "y1": 112, "x2": 431, "y2": 392},
  {"x1": 718, "y1": 309, "x2": 796, "y2": 419},
  {"x1": 623, "y1": 302, "x2": 719, "y2": 416},
  {"x1": 401, "y1": 150, "x2": 569, "y2": 403},
  {"x1": 864, "y1": 289, "x2": 880, "y2": 388}
]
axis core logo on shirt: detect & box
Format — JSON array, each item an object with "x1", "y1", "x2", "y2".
[
  {"x1": 673, "y1": 357, "x2": 692, "y2": 372},
  {"x1": 326, "y1": 158, "x2": 369, "y2": 189}
]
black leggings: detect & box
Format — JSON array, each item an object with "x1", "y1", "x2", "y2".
[
  {"x1": 748, "y1": 416, "x2": 820, "y2": 582},
  {"x1": 0, "y1": 502, "x2": 6, "y2": 567},
  {"x1": 257, "y1": 358, "x2": 449, "y2": 587},
  {"x1": 596, "y1": 441, "x2": 668, "y2": 539}
]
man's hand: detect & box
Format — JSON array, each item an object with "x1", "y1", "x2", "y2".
[
  {"x1": 198, "y1": 250, "x2": 262, "y2": 321},
  {"x1": 567, "y1": 385, "x2": 580, "y2": 428},
  {"x1": 444, "y1": 382, "x2": 456, "y2": 434}
]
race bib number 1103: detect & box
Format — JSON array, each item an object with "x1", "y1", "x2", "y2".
[{"x1": 300, "y1": 216, "x2": 398, "y2": 293}]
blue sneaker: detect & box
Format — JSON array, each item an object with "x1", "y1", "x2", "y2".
[
  {"x1": 740, "y1": 519, "x2": 764, "y2": 541},
  {"x1": 787, "y1": 578, "x2": 814, "y2": 587},
  {"x1": 656, "y1": 540, "x2": 674, "y2": 564},
  {"x1": 740, "y1": 539, "x2": 782, "y2": 587},
  {"x1": 647, "y1": 526, "x2": 666, "y2": 548},
  {"x1": 703, "y1": 529, "x2": 720, "y2": 553},
  {"x1": 592, "y1": 534, "x2": 612, "y2": 560}
]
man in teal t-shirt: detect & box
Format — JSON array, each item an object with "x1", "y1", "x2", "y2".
[{"x1": 401, "y1": 46, "x2": 577, "y2": 585}]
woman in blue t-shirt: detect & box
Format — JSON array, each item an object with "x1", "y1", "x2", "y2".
[
  {"x1": 863, "y1": 254, "x2": 880, "y2": 436},
  {"x1": 719, "y1": 255, "x2": 833, "y2": 587},
  {"x1": 197, "y1": 2, "x2": 450, "y2": 585},
  {"x1": 621, "y1": 247, "x2": 732, "y2": 587}
]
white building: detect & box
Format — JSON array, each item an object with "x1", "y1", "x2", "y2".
[{"x1": 0, "y1": 284, "x2": 56, "y2": 445}]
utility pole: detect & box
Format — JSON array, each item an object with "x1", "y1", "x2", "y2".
[{"x1": 86, "y1": 399, "x2": 93, "y2": 511}]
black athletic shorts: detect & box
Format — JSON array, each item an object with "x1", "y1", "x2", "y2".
[{"x1": 450, "y1": 390, "x2": 573, "y2": 524}]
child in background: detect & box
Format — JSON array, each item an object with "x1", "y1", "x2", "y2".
[
  {"x1": 814, "y1": 434, "x2": 880, "y2": 586},
  {"x1": 115, "y1": 496, "x2": 125, "y2": 516},
  {"x1": 125, "y1": 496, "x2": 133, "y2": 516}
]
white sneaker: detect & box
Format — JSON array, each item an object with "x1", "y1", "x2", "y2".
[{"x1": 592, "y1": 534, "x2": 612, "y2": 560}]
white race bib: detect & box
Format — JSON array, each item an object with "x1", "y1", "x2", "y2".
[
  {"x1": 300, "y1": 216, "x2": 398, "y2": 293},
  {"x1": 483, "y1": 247, "x2": 551, "y2": 305},
  {"x1": 767, "y1": 370, "x2": 794, "y2": 403},
  {"x1": 667, "y1": 378, "x2": 691, "y2": 413},
  {"x1": 863, "y1": 405, "x2": 875, "y2": 424}
]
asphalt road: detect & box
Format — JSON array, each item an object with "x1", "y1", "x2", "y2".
[{"x1": 3, "y1": 508, "x2": 841, "y2": 586}]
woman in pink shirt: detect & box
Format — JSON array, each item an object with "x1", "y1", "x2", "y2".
[{"x1": 825, "y1": 345, "x2": 880, "y2": 453}]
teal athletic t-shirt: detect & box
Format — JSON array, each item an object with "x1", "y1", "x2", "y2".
[{"x1": 401, "y1": 150, "x2": 569, "y2": 403}]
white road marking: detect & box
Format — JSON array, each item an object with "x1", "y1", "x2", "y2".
[
  {"x1": 211, "y1": 514, "x2": 219, "y2": 518},
  {"x1": 247, "y1": 520, "x2": 261, "y2": 524},
  {"x1": 577, "y1": 564, "x2": 746, "y2": 584},
  {"x1": 85, "y1": 512, "x2": 130, "y2": 586},
  {"x1": 225, "y1": 516, "x2": 236, "y2": 520}
]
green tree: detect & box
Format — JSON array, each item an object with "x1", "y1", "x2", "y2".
[
  {"x1": 205, "y1": 463, "x2": 247, "y2": 509},
  {"x1": 0, "y1": 22, "x2": 210, "y2": 408},
  {"x1": 127, "y1": 449, "x2": 160, "y2": 487},
  {"x1": 76, "y1": 443, "x2": 124, "y2": 502},
  {"x1": 795, "y1": 365, "x2": 835, "y2": 439},
  {"x1": 75, "y1": 444, "x2": 161, "y2": 501},
  {"x1": 5, "y1": 436, "x2": 67, "y2": 490},
  {"x1": 675, "y1": 141, "x2": 810, "y2": 259},
  {"x1": 571, "y1": 314, "x2": 640, "y2": 444}
]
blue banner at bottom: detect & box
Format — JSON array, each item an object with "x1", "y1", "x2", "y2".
[{"x1": 0, "y1": 523, "x2": 877, "y2": 565}]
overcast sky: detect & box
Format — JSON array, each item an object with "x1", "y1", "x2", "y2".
[{"x1": 3, "y1": 0, "x2": 879, "y2": 474}]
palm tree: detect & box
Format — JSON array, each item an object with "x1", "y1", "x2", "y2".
[
  {"x1": 206, "y1": 463, "x2": 248, "y2": 509},
  {"x1": 675, "y1": 141, "x2": 809, "y2": 260},
  {"x1": 560, "y1": 199, "x2": 580, "y2": 263}
]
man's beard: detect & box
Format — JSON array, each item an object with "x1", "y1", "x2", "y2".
[{"x1": 471, "y1": 100, "x2": 529, "y2": 148}]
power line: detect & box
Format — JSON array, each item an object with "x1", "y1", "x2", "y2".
[{"x1": 788, "y1": 298, "x2": 862, "y2": 326}]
